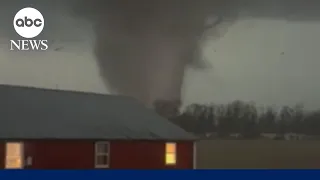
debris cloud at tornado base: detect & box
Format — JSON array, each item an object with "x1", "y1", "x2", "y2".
[{"x1": 75, "y1": 0, "x2": 237, "y2": 113}]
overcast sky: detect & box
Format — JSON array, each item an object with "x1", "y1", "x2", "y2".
[{"x1": 1, "y1": 0, "x2": 320, "y2": 109}]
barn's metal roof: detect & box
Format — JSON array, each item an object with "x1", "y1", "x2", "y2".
[{"x1": 0, "y1": 84, "x2": 195, "y2": 141}]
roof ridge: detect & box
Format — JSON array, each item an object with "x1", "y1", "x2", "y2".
[{"x1": 0, "y1": 83, "x2": 130, "y2": 99}]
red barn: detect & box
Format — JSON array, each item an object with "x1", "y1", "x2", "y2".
[{"x1": 0, "y1": 84, "x2": 196, "y2": 169}]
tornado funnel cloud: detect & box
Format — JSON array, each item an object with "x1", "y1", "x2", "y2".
[{"x1": 76, "y1": 0, "x2": 235, "y2": 108}]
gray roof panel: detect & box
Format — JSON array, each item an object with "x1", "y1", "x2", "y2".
[{"x1": 0, "y1": 84, "x2": 195, "y2": 141}]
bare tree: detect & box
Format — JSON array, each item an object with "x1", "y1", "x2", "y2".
[{"x1": 258, "y1": 106, "x2": 277, "y2": 133}]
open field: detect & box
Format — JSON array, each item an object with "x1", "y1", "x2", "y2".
[{"x1": 196, "y1": 140, "x2": 320, "y2": 169}]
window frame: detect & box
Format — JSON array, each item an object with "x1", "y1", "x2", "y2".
[
  {"x1": 94, "y1": 141, "x2": 110, "y2": 168},
  {"x1": 165, "y1": 142, "x2": 177, "y2": 166}
]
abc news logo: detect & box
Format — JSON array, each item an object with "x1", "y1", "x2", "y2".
[{"x1": 10, "y1": 7, "x2": 48, "y2": 51}]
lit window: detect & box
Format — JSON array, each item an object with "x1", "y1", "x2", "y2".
[
  {"x1": 95, "y1": 141, "x2": 110, "y2": 168},
  {"x1": 5, "y1": 142, "x2": 23, "y2": 169},
  {"x1": 165, "y1": 142, "x2": 176, "y2": 165}
]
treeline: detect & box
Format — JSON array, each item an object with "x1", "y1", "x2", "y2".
[{"x1": 167, "y1": 101, "x2": 320, "y2": 138}]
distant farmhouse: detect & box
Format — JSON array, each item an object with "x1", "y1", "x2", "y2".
[
  {"x1": 261, "y1": 133, "x2": 309, "y2": 140},
  {"x1": 0, "y1": 85, "x2": 196, "y2": 169},
  {"x1": 203, "y1": 132, "x2": 311, "y2": 140}
]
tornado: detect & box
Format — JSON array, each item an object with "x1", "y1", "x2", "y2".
[{"x1": 74, "y1": 0, "x2": 236, "y2": 115}]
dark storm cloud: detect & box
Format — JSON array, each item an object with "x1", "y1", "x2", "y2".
[
  {"x1": 2, "y1": 0, "x2": 320, "y2": 109},
  {"x1": 72, "y1": 0, "x2": 320, "y2": 108}
]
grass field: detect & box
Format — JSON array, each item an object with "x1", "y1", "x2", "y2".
[{"x1": 196, "y1": 140, "x2": 320, "y2": 169}]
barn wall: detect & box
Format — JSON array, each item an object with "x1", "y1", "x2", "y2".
[
  {"x1": 176, "y1": 142, "x2": 194, "y2": 169},
  {"x1": 5, "y1": 140, "x2": 194, "y2": 169},
  {"x1": 0, "y1": 143, "x2": 4, "y2": 169},
  {"x1": 23, "y1": 141, "x2": 34, "y2": 169},
  {"x1": 109, "y1": 141, "x2": 194, "y2": 169},
  {"x1": 27, "y1": 141, "x2": 94, "y2": 169},
  {"x1": 109, "y1": 141, "x2": 163, "y2": 169}
]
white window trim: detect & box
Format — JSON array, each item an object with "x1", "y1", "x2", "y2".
[{"x1": 94, "y1": 141, "x2": 110, "y2": 168}]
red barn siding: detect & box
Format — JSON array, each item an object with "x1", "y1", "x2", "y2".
[
  {"x1": 23, "y1": 142, "x2": 34, "y2": 169},
  {"x1": 110, "y1": 141, "x2": 164, "y2": 169},
  {"x1": 0, "y1": 143, "x2": 4, "y2": 169},
  {"x1": 0, "y1": 140, "x2": 194, "y2": 169},
  {"x1": 109, "y1": 141, "x2": 194, "y2": 169},
  {"x1": 27, "y1": 141, "x2": 94, "y2": 169},
  {"x1": 175, "y1": 142, "x2": 194, "y2": 169}
]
